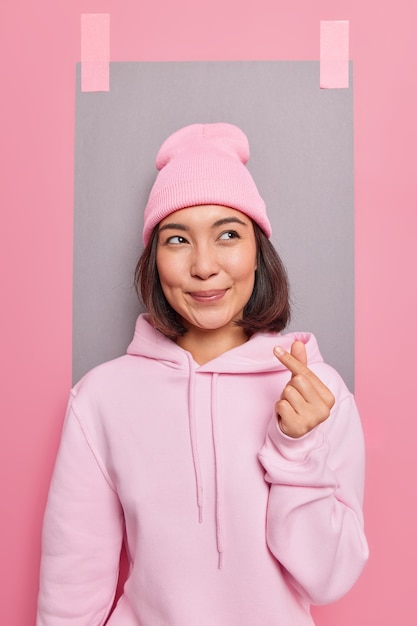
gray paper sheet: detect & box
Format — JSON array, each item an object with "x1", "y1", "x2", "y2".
[{"x1": 74, "y1": 61, "x2": 354, "y2": 389}]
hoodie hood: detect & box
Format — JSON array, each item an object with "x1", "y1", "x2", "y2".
[{"x1": 127, "y1": 314, "x2": 324, "y2": 374}]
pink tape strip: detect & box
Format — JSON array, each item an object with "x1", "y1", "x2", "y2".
[
  {"x1": 81, "y1": 14, "x2": 110, "y2": 92},
  {"x1": 320, "y1": 20, "x2": 349, "y2": 89}
]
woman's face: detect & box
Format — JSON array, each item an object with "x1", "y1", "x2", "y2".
[{"x1": 156, "y1": 205, "x2": 257, "y2": 339}]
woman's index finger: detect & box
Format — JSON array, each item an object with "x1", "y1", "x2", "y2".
[
  {"x1": 273, "y1": 344, "x2": 335, "y2": 405},
  {"x1": 273, "y1": 345, "x2": 309, "y2": 376}
]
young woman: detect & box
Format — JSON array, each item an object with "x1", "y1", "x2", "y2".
[{"x1": 37, "y1": 123, "x2": 368, "y2": 625}]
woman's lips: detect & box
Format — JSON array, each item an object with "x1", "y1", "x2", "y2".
[{"x1": 188, "y1": 289, "x2": 228, "y2": 303}]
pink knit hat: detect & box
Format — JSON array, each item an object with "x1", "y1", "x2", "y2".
[{"x1": 142, "y1": 123, "x2": 271, "y2": 245}]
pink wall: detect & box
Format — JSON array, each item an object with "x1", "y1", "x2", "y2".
[{"x1": 1, "y1": 1, "x2": 416, "y2": 624}]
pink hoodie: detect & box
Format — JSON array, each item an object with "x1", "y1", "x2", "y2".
[{"x1": 37, "y1": 314, "x2": 368, "y2": 625}]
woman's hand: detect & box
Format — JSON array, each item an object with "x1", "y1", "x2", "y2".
[{"x1": 273, "y1": 341, "x2": 335, "y2": 438}]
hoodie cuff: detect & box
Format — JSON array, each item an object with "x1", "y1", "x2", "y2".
[{"x1": 266, "y1": 414, "x2": 326, "y2": 463}]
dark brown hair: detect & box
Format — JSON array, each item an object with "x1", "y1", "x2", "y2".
[{"x1": 134, "y1": 221, "x2": 290, "y2": 341}]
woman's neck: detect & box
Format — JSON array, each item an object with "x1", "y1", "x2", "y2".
[{"x1": 176, "y1": 325, "x2": 248, "y2": 365}]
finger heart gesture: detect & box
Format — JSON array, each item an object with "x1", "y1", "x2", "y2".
[{"x1": 273, "y1": 341, "x2": 335, "y2": 438}]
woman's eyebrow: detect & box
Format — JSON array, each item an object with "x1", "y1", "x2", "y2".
[
  {"x1": 159, "y1": 217, "x2": 248, "y2": 232},
  {"x1": 158, "y1": 223, "x2": 189, "y2": 233},
  {"x1": 212, "y1": 217, "x2": 248, "y2": 228}
]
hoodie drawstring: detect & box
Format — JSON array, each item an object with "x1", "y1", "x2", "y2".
[
  {"x1": 186, "y1": 356, "x2": 224, "y2": 568},
  {"x1": 187, "y1": 357, "x2": 204, "y2": 524},
  {"x1": 211, "y1": 373, "x2": 224, "y2": 569}
]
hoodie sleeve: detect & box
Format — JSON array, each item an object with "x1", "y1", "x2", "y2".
[
  {"x1": 258, "y1": 373, "x2": 369, "y2": 605},
  {"x1": 37, "y1": 398, "x2": 124, "y2": 626}
]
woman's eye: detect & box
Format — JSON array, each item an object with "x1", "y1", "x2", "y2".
[
  {"x1": 219, "y1": 230, "x2": 239, "y2": 241},
  {"x1": 166, "y1": 235, "x2": 188, "y2": 244}
]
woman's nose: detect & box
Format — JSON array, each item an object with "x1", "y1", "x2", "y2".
[{"x1": 190, "y1": 246, "x2": 219, "y2": 279}]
